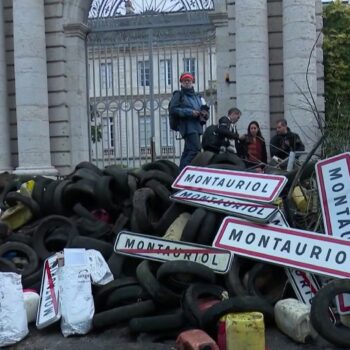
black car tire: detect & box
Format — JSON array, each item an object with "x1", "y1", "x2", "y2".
[
  {"x1": 156, "y1": 261, "x2": 216, "y2": 291},
  {"x1": 310, "y1": 279, "x2": 350, "y2": 348},
  {"x1": 136, "y1": 260, "x2": 179, "y2": 305},
  {"x1": 0, "y1": 242, "x2": 39, "y2": 277},
  {"x1": 93, "y1": 300, "x2": 156, "y2": 329}
]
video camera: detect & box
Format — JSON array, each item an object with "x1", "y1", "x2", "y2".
[{"x1": 199, "y1": 105, "x2": 210, "y2": 124}]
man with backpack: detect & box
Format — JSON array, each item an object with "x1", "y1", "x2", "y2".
[
  {"x1": 168, "y1": 72, "x2": 209, "y2": 170},
  {"x1": 202, "y1": 107, "x2": 242, "y2": 155}
]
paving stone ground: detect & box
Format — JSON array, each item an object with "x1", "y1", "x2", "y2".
[{"x1": 9, "y1": 324, "x2": 342, "y2": 350}]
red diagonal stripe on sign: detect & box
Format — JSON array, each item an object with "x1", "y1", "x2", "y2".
[{"x1": 45, "y1": 260, "x2": 58, "y2": 314}]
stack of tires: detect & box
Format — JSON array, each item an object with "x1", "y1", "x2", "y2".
[{"x1": 0, "y1": 159, "x2": 346, "y2": 348}]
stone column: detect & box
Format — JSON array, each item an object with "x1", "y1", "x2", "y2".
[
  {"x1": 0, "y1": 2, "x2": 12, "y2": 172},
  {"x1": 64, "y1": 23, "x2": 90, "y2": 167},
  {"x1": 235, "y1": 0, "x2": 270, "y2": 142},
  {"x1": 209, "y1": 0, "x2": 230, "y2": 119},
  {"x1": 283, "y1": 0, "x2": 318, "y2": 151},
  {"x1": 13, "y1": 0, "x2": 57, "y2": 175}
]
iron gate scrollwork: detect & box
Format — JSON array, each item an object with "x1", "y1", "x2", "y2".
[{"x1": 87, "y1": 10, "x2": 216, "y2": 168}]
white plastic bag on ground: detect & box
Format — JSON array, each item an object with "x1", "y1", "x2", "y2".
[
  {"x1": 87, "y1": 249, "x2": 113, "y2": 285},
  {"x1": 58, "y1": 264, "x2": 94, "y2": 337},
  {"x1": 58, "y1": 249, "x2": 95, "y2": 337},
  {"x1": 0, "y1": 272, "x2": 28, "y2": 347}
]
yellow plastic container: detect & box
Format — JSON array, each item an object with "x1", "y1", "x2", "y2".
[
  {"x1": 1, "y1": 203, "x2": 32, "y2": 230},
  {"x1": 0, "y1": 180, "x2": 35, "y2": 230},
  {"x1": 221, "y1": 312, "x2": 265, "y2": 350},
  {"x1": 292, "y1": 186, "x2": 307, "y2": 212}
]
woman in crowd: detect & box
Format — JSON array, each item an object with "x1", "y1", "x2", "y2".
[{"x1": 240, "y1": 121, "x2": 267, "y2": 171}]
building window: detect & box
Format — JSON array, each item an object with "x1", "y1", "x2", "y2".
[
  {"x1": 138, "y1": 60, "x2": 150, "y2": 87},
  {"x1": 100, "y1": 62, "x2": 112, "y2": 89},
  {"x1": 183, "y1": 58, "x2": 196, "y2": 78},
  {"x1": 102, "y1": 117, "x2": 114, "y2": 149},
  {"x1": 161, "y1": 115, "x2": 174, "y2": 147},
  {"x1": 160, "y1": 59, "x2": 172, "y2": 86},
  {"x1": 139, "y1": 115, "x2": 151, "y2": 147}
]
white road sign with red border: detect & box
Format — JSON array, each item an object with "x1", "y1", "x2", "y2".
[
  {"x1": 213, "y1": 216, "x2": 350, "y2": 279},
  {"x1": 172, "y1": 165, "x2": 287, "y2": 203},
  {"x1": 114, "y1": 231, "x2": 233, "y2": 274},
  {"x1": 316, "y1": 152, "x2": 350, "y2": 239},
  {"x1": 316, "y1": 152, "x2": 350, "y2": 313},
  {"x1": 267, "y1": 210, "x2": 322, "y2": 305},
  {"x1": 170, "y1": 189, "x2": 278, "y2": 222},
  {"x1": 36, "y1": 254, "x2": 60, "y2": 329}
]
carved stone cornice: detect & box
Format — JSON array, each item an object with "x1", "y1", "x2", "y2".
[
  {"x1": 208, "y1": 11, "x2": 228, "y2": 27},
  {"x1": 64, "y1": 22, "x2": 89, "y2": 39}
]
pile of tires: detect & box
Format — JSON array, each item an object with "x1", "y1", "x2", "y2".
[{"x1": 0, "y1": 159, "x2": 340, "y2": 347}]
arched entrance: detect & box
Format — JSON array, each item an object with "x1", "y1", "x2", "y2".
[{"x1": 86, "y1": 0, "x2": 217, "y2": 168}]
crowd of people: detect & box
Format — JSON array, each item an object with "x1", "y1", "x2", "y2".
[{"x1": 169, "y1": 72, "x2": 305, "y2": 171}]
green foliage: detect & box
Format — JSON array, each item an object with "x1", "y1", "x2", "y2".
[{"x1": 323, "y1": 0, "x2": 350, "y2": 155}]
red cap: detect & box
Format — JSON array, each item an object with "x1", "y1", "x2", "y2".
[{"x1": 180, "y1": 72, "x2": 195, "y2": 82}]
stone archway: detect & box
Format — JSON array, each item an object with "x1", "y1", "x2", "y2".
[
  {"x1": 63, "y1": 0, "x2": 94, "y2": 24},
  {"x1": 63, "y1": 0, "x2": 219, "y2": 171}
]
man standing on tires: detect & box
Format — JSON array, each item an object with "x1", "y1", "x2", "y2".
[{"x1": 169, "y1": 72, "x2": 209, "y2": 170}]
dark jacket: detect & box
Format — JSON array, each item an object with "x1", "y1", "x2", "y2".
[
  {"x1": 202, "y1": 116, "x2": 240, "y2": 153},
  {"x1": 169, "y1": 87, "x2": 205, "y2": 137},
  {"x1": 270, "y1": 128, "x2": 305, "y2": 159},
  {"x1": 240, "y1": 136, "x2": 268, "y2": 165}
]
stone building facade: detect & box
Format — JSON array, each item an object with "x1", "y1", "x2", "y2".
[{"x1": 0, "y1": 0, "x2": 324, "y2": 175}]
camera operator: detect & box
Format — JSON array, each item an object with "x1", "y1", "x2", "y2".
[{"x1": 202, "y1": 107, "x2": 243, "y2": 155}]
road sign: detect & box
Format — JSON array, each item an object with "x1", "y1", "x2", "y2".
[
  {"x1": 272, "y1": 210, "x2": 336, "y2": 321},
  {"x1": 316, "y1": 152, "x2": 350, "y2": 313},
  {"x1": 114, "y1": 231, "x2": 233, "y2": 274},
  {"x1": 213, "y1": 216, "x2": 350, "y2": 279},
  {"x1": 36, "y1": 254, "x2": 61, "y2": 329},
  {"x1": 285, "y1": 269, "x2": 321, "y2": 304},
  {"x1": 316, "y1": 152, "x2": 350, "y2": 239},
  {"x1": 170, "y1": 189, "x2": 278, "y2": 223},
  {"x1": 263, "y1": 210, "x2": 324, "y2": 307},
  {"x1": 172, "y1": 165, "x2": 287, "y2": 202}
]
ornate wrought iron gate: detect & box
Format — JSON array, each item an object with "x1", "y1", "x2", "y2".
[{"x1": 86, "y1": 11, "x2": 216, "y2": 168}]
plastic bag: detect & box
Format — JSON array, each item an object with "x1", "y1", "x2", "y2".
[
  {"x1": 58, "y1": 265, "x2": 94, "y2": 337},
  {"x1": 0, "y1": 272, "x2": 28, "y2": 347},
  {"x1": 87, "y1": 249, "x2": 113, "y2": 285}
]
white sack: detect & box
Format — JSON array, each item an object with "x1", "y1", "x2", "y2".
[
  {"x1": 58, "y1": 265, "x2": 94, "y2": 337},
  {"x1": 0, "y1": 272, "x2": 28, "y2": 347}
]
